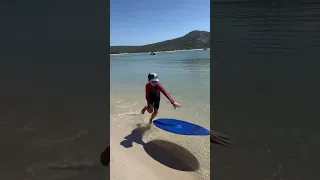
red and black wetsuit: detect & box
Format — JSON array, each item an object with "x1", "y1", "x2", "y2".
[{"x1": 145, "y1": 82, "x2": 174, "y2": 109}]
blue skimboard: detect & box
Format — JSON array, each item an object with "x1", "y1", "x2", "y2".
[{"x1": 153, "y1": 118, "x2": 210, "y2": 136}]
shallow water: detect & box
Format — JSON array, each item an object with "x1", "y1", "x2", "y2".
[
  {"x1": 110, "y1": 50, "x2": 210, "y2": 179},
  {"x1": 212, "y1": 1, "x2": 320, "y2": 180}
]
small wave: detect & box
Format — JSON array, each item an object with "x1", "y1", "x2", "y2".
[
  {"x1": 115, "y1": 112, "x2": 141, "y2": 120},
  {"x1": 111, "y1": 111, "x2": 145, "y2": 128},
  {"x1": 117, "y1": 101, "x2": 138, "y2": 109},
  {"x1": 30, "y1": 130, "x2": 88, "y2": 148},
  {"x1": 25, "y1": 160, "x2": 96, "y2": 179},
  {"x1": 47, "y1": 160, "x2": 95, "y2": 171},
  {"x1": 16, "y1": 120, "x2": 37, "y2": 132}
]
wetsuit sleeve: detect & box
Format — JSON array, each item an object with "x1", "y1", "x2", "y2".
[
  {"x1": 158, "y1": 83, "x2": 174, "y2": 104},
  {"x1": 145, "y1": 83, "x2": 151, "y2": 104}
]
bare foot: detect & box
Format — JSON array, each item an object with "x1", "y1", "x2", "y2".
[{"x1": 141, "y1": 107, "x2": 146, "y2": 114}]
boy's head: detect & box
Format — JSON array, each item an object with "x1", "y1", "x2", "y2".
[{"x1": 148, "y1": 73, "x2": 159, "y2": 86}]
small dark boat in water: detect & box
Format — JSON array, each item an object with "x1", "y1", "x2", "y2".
[{"x1": 150, "y1": 52, "x2": 156, "y2": 55}]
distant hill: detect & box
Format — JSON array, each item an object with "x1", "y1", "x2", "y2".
[{"x1": 110, "y1": 30, "x2": 210, "y2": 54}]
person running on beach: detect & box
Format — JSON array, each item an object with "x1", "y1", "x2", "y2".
[{"x1": 141, "y1": 73, "x2": 181, "y2": 123}]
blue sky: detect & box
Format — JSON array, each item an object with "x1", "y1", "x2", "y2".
[{"x1": 110, "y1": 0, "x2": 210, "y2": 46}]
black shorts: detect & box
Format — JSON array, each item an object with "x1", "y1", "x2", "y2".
[{"x1": 149, "y1": 94, "x2": 160, "y2": 109}]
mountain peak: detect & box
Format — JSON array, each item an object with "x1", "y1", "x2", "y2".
[
  {"x1": 183, "y1": 30, "x2": 210, "y2": 44},
  {"x1": 185, "y1": 30, "x2": 209, "y2": 36},
  {"x1": 110, "y1": 30, "x2": 210, "y2": 54}
]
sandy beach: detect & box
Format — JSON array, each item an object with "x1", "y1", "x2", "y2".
[
  {"x1": 108, "y1": 93, "x2": 210, "y2": 180},
  {"x1": 109, "y1": 122, "x2": 202, "y2": 180},
  {"x1": 110, "y1": 50, "x2": 210, "y2": 179}
]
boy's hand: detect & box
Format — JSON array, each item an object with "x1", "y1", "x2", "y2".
[{"x1": 172, "y1": 102, "x2": 181, "y2": 109}]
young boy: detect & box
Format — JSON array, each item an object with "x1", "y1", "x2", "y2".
[{"x1": 141, "y1": 73, "x2": 181, "y2": 123}]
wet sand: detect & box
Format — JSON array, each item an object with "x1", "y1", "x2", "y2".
[{"x1": 110, "y1": 121, "x2": 202, "y2": 180}]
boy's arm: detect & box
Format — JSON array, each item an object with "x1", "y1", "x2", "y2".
[
  {"x1": 145, "y1": 83, "x2": 151, "y2": 105},
  {"x1": 158, "y1": 83, "x2": 174, "y2": 104}
]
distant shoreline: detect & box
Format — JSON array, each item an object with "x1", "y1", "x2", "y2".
[{"x1": 110, "y1": 48, "x2": 210, "y2": 55}]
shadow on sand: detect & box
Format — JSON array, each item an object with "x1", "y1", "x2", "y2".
[
  {"x1": 143, "y1": 140, "x2": 199, "y2": 171},
  {"x1": 120, "y1": 123, "x2": 199, "y2": 171},
  {"x1": 100, "y1": 146, "x2": 110, "y2": 167},
  {"x1": 120, "y1": 123, "x2": 151, "y2": 148}
]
